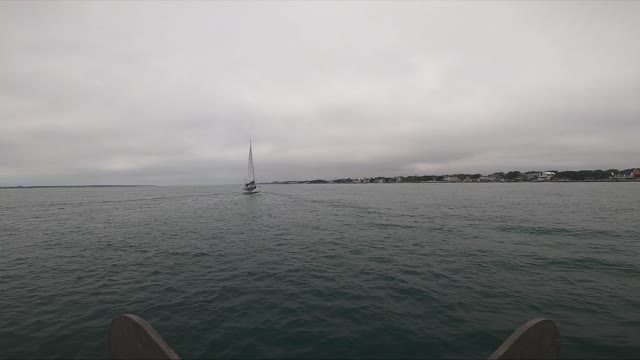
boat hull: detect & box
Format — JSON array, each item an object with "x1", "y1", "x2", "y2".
[{"x1": 243, "y1": 185, "x2": 259, "y2": 194}]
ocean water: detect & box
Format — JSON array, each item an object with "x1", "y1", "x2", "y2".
[{"x1": 1, "y1": 183, "x2": 639, "y2": 359}]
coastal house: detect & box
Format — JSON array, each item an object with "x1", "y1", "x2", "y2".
[
  {"x1": 463, "y1": 176, "x2": 473, "y2": 182},
  {"x1": 634, "y1": 169, "x2": 640, "y2": 178},
  {"x1": 488, "y1": 173, "x2": 504, "y2": 181},
  {"x1": 616, "y1": 170, "x2": 634, "y2": 179},
  {"x1": 537, "y1": 171, "x2": 555, "y2": 181},
  {"x1": 444, "y1": 176, "x2": 460, "y2": 182}
]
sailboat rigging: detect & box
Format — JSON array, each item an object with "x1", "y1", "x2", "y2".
[{"x1": 243, "y1": 139, "x2": 259, "y2": 194}]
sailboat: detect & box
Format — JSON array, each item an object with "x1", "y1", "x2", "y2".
[{"x1": 243, "y1": 139, "x2": 259, "y2": 194}]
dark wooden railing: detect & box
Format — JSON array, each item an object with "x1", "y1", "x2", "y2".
[{"x1": 107, "y1": 314, "x2": 560, "y2": 359}]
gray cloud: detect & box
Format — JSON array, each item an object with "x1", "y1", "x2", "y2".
[{"x1": 1, "y1": 1, "x2": 639, "y2": 185}]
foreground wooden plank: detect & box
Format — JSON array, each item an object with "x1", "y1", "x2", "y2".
[
  {"x1": 107, "y1": 314, "x2": 180, "y2": 359},
  {"x1": 489, "y1": 318, "x2": 560, "y2": 359}
]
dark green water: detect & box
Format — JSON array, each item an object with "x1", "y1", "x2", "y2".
[{"x1": 1, "y1": 183, "x2": 639, "y2": 359}]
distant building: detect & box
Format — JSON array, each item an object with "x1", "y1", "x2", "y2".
[
  {"x1": 444, "y1": 176, "x2": 460, "y2": 182},
  {"x1": 463, "y1": 176, "x2": 473, "y2": 182},
  {"x1": 537, "y1": 171, "x2": 555, "y2": 181},
  {"x1": 634, "y1": 169, "x2": 640, "y2": 178},
  {"x1": 488, "y1": 173, "x2": 504, "y2": 181},
  {"x1": 617, "y1": 170, "x2": 634, "y2": 179}
]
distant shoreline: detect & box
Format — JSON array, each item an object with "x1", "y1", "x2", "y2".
[
  {"x1": 268, "y1": 179, "x2": 639, "y2": 184},
  {"x1": 0, "y1": 185, "x2": 156, "y2": 189},
  {"x1": 270, "y1": 168, "x2": 639, "y2": 184}
]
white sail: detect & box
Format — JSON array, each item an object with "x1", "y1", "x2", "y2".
[
  {"x1": 247, "y1": 139, "x2": 255, "y2": 183},
  {"x1": 243, "y1": 138, "x2": 259, "y2": 193}
]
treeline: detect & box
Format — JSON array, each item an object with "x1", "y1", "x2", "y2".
[
  {"x1": 399, "y1": 169, "x2": 636, "y2": 182},
  {"x1": 504, "y1": 169, "x2": 635, "y2": 181},
  {"x1": 402, "y1": 174, "x2": 484, "y2": 182},
  {"x1": 275, "y1": 168, "x2": 638, "y2": 184}
]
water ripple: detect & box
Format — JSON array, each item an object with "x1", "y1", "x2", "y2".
[{"x1": 0, "y1": 184, "x2": 638, "y2": 358}]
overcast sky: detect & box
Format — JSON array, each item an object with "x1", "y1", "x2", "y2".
[{"x1": 1, "y1": 1, "x2": 639, "y2": 185}]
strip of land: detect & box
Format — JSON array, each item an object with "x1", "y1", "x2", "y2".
[{"x1": 271, "y1": 168, "x2": 640, "y2": 184}]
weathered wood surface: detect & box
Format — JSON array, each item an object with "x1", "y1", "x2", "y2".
[
  {"x1": 107, "y1": 314, "x2": 180, "y2": 360},
  {"x1": 489, "y1": 318, "x2": 561, "y2": 359}
]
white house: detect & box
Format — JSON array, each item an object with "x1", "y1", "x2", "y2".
[{"x1": 537, "y1": 171, "x2": 555, "y2": 181}]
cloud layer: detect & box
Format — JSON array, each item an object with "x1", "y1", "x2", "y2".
[{"x1": 1, "y1": 2, "x2": 639, "y2": 185}]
